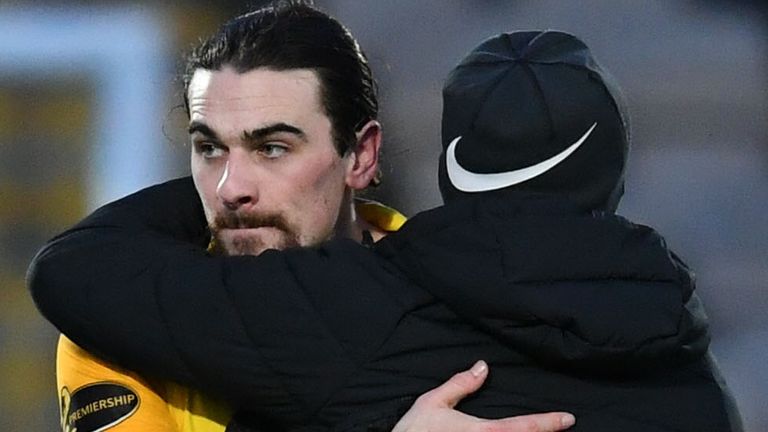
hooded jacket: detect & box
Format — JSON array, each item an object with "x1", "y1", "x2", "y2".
[{"x1": 28, "y1": 178, "x2": 741, "y2": 431}]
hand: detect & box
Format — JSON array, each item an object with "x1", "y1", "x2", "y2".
[{"x1": 392, "y1": 360, "x2": 576, "y2": 432}]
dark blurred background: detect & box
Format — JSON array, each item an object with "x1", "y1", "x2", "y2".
[{"x1": 1, "y1": 0, "x2": 765, "y2": 430}]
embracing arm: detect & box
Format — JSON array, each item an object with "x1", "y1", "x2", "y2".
[
  {"x1": 28, "y1": 178, "x2": 575, "y2": 429},
  {"x1": 28, "y1": 178, "x2": 347, "y2": 417},
  {"x1": 30, "y1": 178, "x2": 458, "y2": 420},
  {"x1": 28, "y1": 178, "x2": 208, "y2": 384}
]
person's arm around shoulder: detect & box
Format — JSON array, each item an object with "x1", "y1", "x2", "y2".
[{"x1": 394, "y1": 361, "x2": 576, "y2": 432}]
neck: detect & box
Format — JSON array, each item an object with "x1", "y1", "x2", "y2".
[{"x1": 334, "y1": 191, "x2": 387, "y2": 244}]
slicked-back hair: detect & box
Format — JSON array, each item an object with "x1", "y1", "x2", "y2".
[{"x1": 183, "y1": 1, "x2": 378, "y2": 156}]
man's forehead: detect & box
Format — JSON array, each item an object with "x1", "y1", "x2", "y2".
[
  {"x1": 187, "y1": 67, "x2": 326, "y2": 133},
  {"x1": 188, "y1": 67, "x2": 321, "y2": 105}
]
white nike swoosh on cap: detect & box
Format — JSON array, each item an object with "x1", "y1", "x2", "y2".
[{"x1": 446, "y1": 122, "x2": 597, "y2": 192}]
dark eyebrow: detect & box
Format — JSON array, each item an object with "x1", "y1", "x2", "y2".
[
  {"x1": 188, "y1": 121, "x2": 220, "y2": 141},
  {"x1": 243, "y1": 123, "x2": 307, "y2": 143}
]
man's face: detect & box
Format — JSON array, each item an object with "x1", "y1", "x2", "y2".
[{"x1": 188, "y1": 67, "x2": 355, "y2": 256}]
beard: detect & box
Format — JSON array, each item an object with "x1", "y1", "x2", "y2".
[{"x1": 209, "y1": 211, "x2": 300, "y2": 256}]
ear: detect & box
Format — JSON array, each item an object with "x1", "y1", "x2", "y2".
[{"x1": 345, "y1": 120, "x2": 382, "y2": 190}]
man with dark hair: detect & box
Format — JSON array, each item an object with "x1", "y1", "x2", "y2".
[{"x1": 35, "y1": 3, "x2": 573, "y2": 432}]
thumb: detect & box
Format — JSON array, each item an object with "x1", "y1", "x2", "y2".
[{"x1": 420, "y1": 360, "x2": 489, "y2": 409}]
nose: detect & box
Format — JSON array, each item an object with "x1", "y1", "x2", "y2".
[{"x1": 216, "y1": 155, "x2": 258, "y2": 211}]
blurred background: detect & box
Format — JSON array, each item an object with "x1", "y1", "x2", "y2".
[{"x1": 0, "y1": 0, "x2": 765, "y2": 430}]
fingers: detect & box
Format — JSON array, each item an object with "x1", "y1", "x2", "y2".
[
  {"x1": 415, "y1": 360, "x2": 489, "y2": 409},
  {"x1": 405, "y1": 361, "x2": 576, "y2": 432},
  {"x1": 480, "y1": 412, "x2": 576, "y2": 432}
]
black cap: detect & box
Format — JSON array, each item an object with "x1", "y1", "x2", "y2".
[{"x1": 439, "y1": 30, "x2": 630, "y2": 212}]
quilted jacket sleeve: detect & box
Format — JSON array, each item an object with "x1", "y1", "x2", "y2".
[{"x1": 27, "y1": 178, "x2": 403, "y2": 423}]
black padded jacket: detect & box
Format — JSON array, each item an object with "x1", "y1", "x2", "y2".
[{"x1": 28, "y1": 177, "x2": 743, "y2": 432}]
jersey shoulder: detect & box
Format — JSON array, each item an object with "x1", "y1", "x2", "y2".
[{"x1": 57, "y1": 335, "x2": 229, "y2": 432}]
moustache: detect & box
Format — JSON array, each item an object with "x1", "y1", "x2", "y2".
[{"x1": 211, "y1": 212, "x2": 291, "y2": 233}]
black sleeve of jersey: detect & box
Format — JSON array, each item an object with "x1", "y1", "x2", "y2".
[{"x1": 26, "y1": 177, "x2": 406, "y2": 423}]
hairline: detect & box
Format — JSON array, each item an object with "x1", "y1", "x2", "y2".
[{"x1": 184, "y1": 64, "x2": 355, "y2": 156}]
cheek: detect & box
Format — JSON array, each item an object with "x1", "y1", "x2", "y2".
[
  {"x1": 284, "y1": 158, "x2": 348, "y2": 229},
  {"x1": 191, "y1": 158, "x2": 219, "y2": 222},
  {"x1": 307, "y1": 157, "x2": 347, "y2": 203}
]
